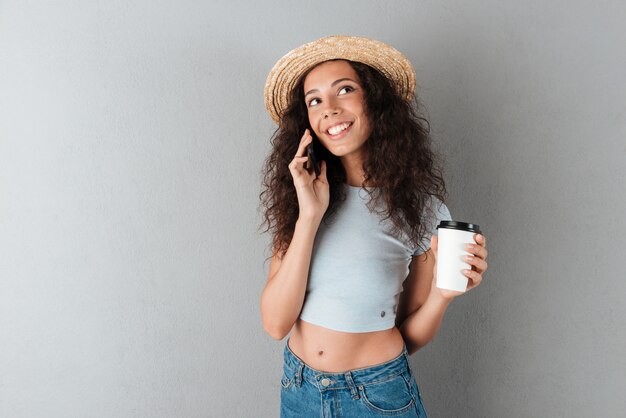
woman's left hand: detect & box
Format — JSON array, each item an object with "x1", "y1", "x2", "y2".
[{"x1": 430, "y1": 233, "x2": 489, "y2": 301}]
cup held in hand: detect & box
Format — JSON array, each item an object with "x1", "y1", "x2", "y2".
[{"x1": 435, "y1": 221, "x2": 482, "y2": 292}]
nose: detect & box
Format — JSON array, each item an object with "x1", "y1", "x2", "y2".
[
  {"x1": 322, "y1": 107, "x2": 339, "y2": 119},
  {"x1": 322, "y1": 98, "x2": 340, "y2": 119}
]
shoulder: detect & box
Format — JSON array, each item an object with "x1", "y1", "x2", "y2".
[{"x1": 420, "y1": 193, "x2": 451, "y2": 222}]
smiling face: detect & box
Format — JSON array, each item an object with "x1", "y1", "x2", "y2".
[{"x1": 303, "y1": 60, "x2": 372, "y2": 164}]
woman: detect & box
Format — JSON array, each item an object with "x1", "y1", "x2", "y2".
[{"x1": 259, "y1": 36, "x2": 488, "y2": 417}]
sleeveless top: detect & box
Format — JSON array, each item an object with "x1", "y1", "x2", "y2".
[{"x1": 298, "y1": 184, "x2": 451, "y2": 332}]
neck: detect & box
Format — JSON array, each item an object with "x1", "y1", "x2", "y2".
[{"x1": 341, "y1": 152, "x2": 372, "y2": 187}]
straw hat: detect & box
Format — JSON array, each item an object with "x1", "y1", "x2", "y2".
[{"x1": 264, "y1": 35, "x2": 416, "y2": 124}]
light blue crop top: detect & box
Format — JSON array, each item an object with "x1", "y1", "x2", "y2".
[{"x1": 299, "y1": 184, "x2": 451, "y2": 333}]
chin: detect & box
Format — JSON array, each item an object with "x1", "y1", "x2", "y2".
[{"x1": 320, "y1": 142, "x2": 345, "y2": 154}]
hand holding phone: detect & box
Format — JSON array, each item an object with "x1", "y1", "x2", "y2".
[{"x1": 289, "y1": 129, "x2": 329, "y2": 221}]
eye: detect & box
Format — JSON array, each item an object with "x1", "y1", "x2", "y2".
[
  {"x1": 338, "y1": 86, "x2": 354, "y2": 95},
  {"x1": 307, "y1": 97, "x2": 320, "y2": 107}
]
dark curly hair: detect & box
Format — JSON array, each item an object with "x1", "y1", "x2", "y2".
[{"x1": 259, "y1": 60, "x2": 447, "y2": 261}]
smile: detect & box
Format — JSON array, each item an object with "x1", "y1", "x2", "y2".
[{"x1": 326, "y1": 122, "x2": 353, "y2": 139}]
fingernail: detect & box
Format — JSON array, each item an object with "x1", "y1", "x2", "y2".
[{"x1": 464, "y1": 255, "x2": 474, "y2": 262}]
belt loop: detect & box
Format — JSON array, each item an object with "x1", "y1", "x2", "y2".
[
  {"x1": 404, "y1": 354, "x2": 415, "y2": 381},
  {"x1": 401, "y1": 345, "x2": 413, "y2": 377},
  {"x1": 294, "y1": 362, "x2": 304, "y2": 387},
  {"x1": 344, "y1": 371, "x2": 360, "y2": 400}
]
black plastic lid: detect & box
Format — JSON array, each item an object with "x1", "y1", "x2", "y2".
[{"x1": 436, "y1": 220, "x2": 482, "y2": 234}]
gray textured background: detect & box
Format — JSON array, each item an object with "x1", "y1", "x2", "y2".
[{"x1": 1, "y1": 1, "x2": 625, "y2": 417}]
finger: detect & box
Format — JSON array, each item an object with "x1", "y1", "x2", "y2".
[
  {"x1": 465, "y1": 243, "x2": 488, "y2": 260},
  {"x1": 463, "y1": 269, "x2": 482, "y2": 288},
  {"x1": 288, "y1": 156, "x2": 309, "y2": 171},
  {"x1": 463, "y1": 256, "x2": 488, "y2": 273},
  {"x1": 295, "y1": 130, "x2": 313, "y2": 158},
  {"x1": 289, "y1": 156, "x2": 309, "y2": 165},
  {"x1": 477, "y1": 245, "x2": 488, "y2": 260},
  {"x1": 474, "y1": 233, "x2": 487, "y2": 249}
]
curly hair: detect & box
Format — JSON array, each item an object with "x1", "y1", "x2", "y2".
[{"x1": 259, "y1": 60, "x2": 447, "y2": 261}]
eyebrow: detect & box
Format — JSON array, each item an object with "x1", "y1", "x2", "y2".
[{"x1": 304, "y1": 78, "x2": 358, "y2": 98}]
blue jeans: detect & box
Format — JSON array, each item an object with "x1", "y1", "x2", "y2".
[{"x1": 280, "y1": 340, "x2": 428, "y2": 417}]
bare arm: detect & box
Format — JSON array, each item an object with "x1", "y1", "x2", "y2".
[
  {"x1": 399, "y1": 289, "x2": 452, "y2": 355},
  {"x1": 397, "y1": 234, "x2": 489, "y2": 355},
  {"x1": 260, "y1": 217, "x2": 320, "y2": 340},
  {"x1": 260, "y1": 129, "x2": 330, "y2": 340},
  {"x1": 396, "y1": 249, "x2": 451, "y2": 355}
]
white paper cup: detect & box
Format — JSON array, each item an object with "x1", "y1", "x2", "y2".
[{"x1": 435, "y1": 221, "x2": 482, "y2": 292}]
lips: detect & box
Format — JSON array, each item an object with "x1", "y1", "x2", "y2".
[{"x1": 325, "y1": 121, "x2": 353, "y2": 138}]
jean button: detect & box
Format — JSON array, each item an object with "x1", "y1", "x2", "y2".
[{"x1": 321, "y1": 378, "x2": 331, "y2": 387}]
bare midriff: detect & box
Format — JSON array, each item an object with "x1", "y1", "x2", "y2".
[{"x1": 287, "y1": 318, "x2": 405, "y2": 373}]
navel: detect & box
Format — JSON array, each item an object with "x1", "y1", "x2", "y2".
[{"x1": 317, "y1": 350, "x2": 324, "y2": 356}]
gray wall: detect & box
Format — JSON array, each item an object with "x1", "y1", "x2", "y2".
[{"x1": 1, "y1": 1, "x2": 624, "y2": 417}]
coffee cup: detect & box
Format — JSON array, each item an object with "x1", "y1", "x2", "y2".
[{"x1": 435, "y1": 221, "x2": 482, "y2": 292}]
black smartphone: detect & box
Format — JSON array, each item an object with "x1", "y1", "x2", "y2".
[{"x1": 306, "y1": 141, "x2": 321, "y2": 177}]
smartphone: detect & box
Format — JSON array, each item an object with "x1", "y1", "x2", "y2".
[{"x1": 306, "y1": 141, "x2": 321, "y2": 177}]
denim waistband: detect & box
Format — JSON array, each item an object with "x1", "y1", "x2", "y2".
[{"x1": 283, "y1": 339, "x2": 411, "y2": 392}]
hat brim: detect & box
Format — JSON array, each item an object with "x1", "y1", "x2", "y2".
[{"x1": 264, "y1": 35, "x2": 416, "y2": 124}]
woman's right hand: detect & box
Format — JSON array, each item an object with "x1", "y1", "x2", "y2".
[{"x1": 288, "y1": 129, "x2": 330, "y2": 222}]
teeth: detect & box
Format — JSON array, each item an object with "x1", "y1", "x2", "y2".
[{"x1": 328, "y1": 122, "x2": 351, "y2": 135}]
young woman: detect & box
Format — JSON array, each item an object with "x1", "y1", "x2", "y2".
[{"x1": 259, "y1": 36, "x2": 489, "y2": 417}]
